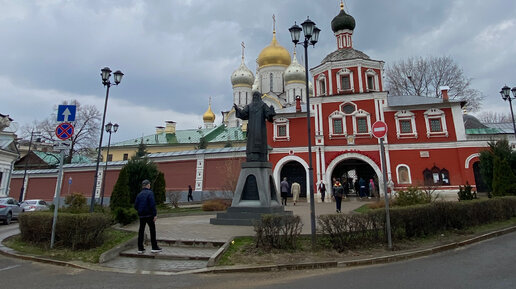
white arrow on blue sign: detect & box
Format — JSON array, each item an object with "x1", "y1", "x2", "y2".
[{"x1": 57, "y1": 105, "x2": 76, "y2": 122}]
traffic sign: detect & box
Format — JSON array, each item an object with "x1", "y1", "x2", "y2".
[
  {"x1": 55, "y1": 122, "x2": 74, "y2": 140},
  {"x1": 372, "y1": 120, "x2": 388, "y2": 138},
  {"x1": 57, "y1": 105, "x2": 76, "y2": 122}
]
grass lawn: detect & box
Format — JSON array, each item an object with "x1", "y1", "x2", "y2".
[{"x1": 3, "y1": 228, "x2": 136, "y2": 263}]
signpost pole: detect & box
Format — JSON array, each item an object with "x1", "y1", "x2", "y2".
[
  {"x1": 50, "y1": 147, "x2": 66, "y2": 248},
  {"x1": 379, "y1": 137, "x2": 393, "y2": 250}
]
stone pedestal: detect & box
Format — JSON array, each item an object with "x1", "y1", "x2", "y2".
[{"x1": 210, "y1": 162, "x2": 292, "y2": 226}]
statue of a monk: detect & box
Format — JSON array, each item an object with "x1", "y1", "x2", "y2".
[{"x1": 234, "y1": 91, "x2": 276, "y2": 162}]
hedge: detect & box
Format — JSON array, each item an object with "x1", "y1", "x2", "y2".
[
  {"x1": 19, "y1": 212, "x2": 112, "y2": 250},
  {"x1": 318, "y1": 197, "x2": 516, "y2": 252}
]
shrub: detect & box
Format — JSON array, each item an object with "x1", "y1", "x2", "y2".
[
  {"x1": 202, "y1": 199, "x2": 231, "y2": 211},
  {"x1": 19, "y1": 212, "x2": 111, "y2": 250},
  {"x1": 318, "y1": 213, "x2": 384, "y2": 252},
  {"x1": 318, "y1": 197, "x2": 516, "y2": 250},
  {"x1": 458, "y1": 183, "x2": 477, "y2": 201},
  {"x1": 254, "y1": 214, "x2": 302, "y2": 250},
  {"x1": 154, "y1": 172, "x2": 166, "y2": 205},
  {"x1": 110, "y1": 167, "x2": 131, "y2": 211},
  {"x1": 113, "y1": 207, "x2": 138, "y2": 225},
  {"x1": 166, "y1": 191, "x2": 181, "y2": 208},
  {"x1": 393, "y1": 187, "x2": 431, "y2": 207},
  {"x1": 63, "y1": 193, "x2": 88, "y2": 213}
]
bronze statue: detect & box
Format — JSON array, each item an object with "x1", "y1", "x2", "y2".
[{"x1": 234, "y1": 91, "x2": 276, "y2": 162}]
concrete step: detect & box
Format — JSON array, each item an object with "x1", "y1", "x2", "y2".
[
  {"x1": 100, "y1": 256, "x2": 208, "y2": 272},
  {"x1": 120, "y1": 245, "x2": 218, "y2": 260}
]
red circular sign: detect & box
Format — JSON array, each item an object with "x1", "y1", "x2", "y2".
[
  {"x1": 372, "y1": 121, "x2": 388, "y2": 138},
  {"x1": 55, "y1": 122, "x2": 74, "y2": 140}
]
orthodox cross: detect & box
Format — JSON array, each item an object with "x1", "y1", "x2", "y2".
[
  {"x1": 241, "y1": 41, "x2": 245, "y2": 61},
  {"x1": 272, "y1": 14, "x2": 276, "y2": 32}
]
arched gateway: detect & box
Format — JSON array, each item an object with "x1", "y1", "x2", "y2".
[{"x1": 326, "y1": 153, "x2": 385, "y2": 196}]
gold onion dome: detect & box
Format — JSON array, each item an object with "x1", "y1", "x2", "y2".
[
  {"x1": 231, "y1": 59, "x2": 254, "y2": 87},
  {"x1": 257, "y1": 31, "x2": 291, "y2": 68},
  {"x1": 284, "y1": 49, "x2": 306, "y2": 83},
  {"x1": 203, "y1": 103, "x2": 216, "y2": 123}
]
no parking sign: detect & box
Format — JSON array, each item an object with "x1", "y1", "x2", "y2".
[{"x1": 55, "y1": 122, "x2": 74, "y2": 140}]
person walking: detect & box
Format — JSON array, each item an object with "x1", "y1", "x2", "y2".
[
  {"x1": 359, "y1": 177, "x2": 367, "y2": 199},
  {"x1": 332, "y1": 178, "x2": 343, "y2": 213},
  {"x1": 134, "y1": 179, "x2": 161, "y2": 254},
  {"x1": 369, "y1": 179, "x2": 376, "y2": 199},
  {"x1": 187, "y1": 185, "x2": 193, "y2": 202},
  {"x1": 318, "y1": 181, "x2": 326, "y2": 202},
  {"x1": 291, "y1": 181, "x2": 301, "y2": 206},
  {"x1": 280, "y1": 177, "x2": 290, "y2": 206}
]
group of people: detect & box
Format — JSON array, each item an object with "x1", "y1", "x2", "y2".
[
  {"x1": 329, "y1": 177, "x2": 378, "y2": 213},
  {"x1": 280, "y1": 177, "x2": 301, "y2": 206}
]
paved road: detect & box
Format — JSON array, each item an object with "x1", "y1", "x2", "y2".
[{"x1": 1, "y1": 228, "x2": 515, "y2": 288}]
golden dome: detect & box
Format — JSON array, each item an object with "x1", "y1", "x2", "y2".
[
  {"x1": 257, "y1": 31, "x2": 291, "y2": 68},
  {"x1": 203, "y1": 103, "x2": 216, "y2": 123}
]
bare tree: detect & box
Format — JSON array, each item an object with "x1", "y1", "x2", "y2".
[
  {"x1": 476, "y1": 111, "x2": 512, "y2": 123},
  {"x1": 21, "y1": 100, "x2": 100, "y2": 164},
  {"x1": 385, "y1": 56, "x2": 484, "y2": 111}
]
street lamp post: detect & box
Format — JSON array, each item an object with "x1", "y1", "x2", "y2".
[
  {"x1": 90, "y1": 67, "x2": 123, "y2": 212},
  {"x1": 500, "y1": 85, "x2": 516, "y2": 139},
  {"x1": 99, "y1": 122, "x2": 118, "y2": 207},
  {"x1": 289, "y1": 17, "x2": 320, "y2": 248},
  {"x1": 19, "y1": 130, "x2": 40, "y2": 202}
]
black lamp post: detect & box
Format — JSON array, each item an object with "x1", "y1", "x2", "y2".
[
  {"x1": 99, "y1": 122, "x2": 118, "y2": 207},
  {"x1": 19, "y1": 130, "x2": 40, "y2": 202},
  {"x1": 289, "y1": 17, "x2": 320, "y2": 248},
  {"x1": 500, "y1": 85, "x2": 516, "y2": 139},
  {"x1": 90, "y1": 67, "x2": 123, "y2": 212}
]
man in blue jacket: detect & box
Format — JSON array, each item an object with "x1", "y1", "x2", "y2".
[{"x1": 134, "y1": 179, "x2": 161, "y2": 254}]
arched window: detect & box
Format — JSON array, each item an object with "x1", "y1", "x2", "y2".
[
  {"x1": 397, "y1": 165, "x2": 411, "y2": 184},
  {"x1": 423, "y1": 169, "x2": 433, "y2": 186},
  {"x1": 440, "y1": 168, "x2": 450, "y2": 185}
]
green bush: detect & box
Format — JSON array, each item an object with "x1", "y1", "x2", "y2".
[
  {"x1": 458, "y1": 183, "x2": 477, "y2": 201},
  {"x1": 318, "y1": 197, "x2": 516, "y2": 251},
  {"x1": 393, "y1": 187, "x2": 431, "y2": 207},
  {"x1": 318, "y1": 212, "x2": 384, "y2": 252},
  {"x1": 254, "y1": 214, "x2": 303, "y2": 250},
  {"x1": 110, "y1": 167, "x2": 131, "y2": 210},
  {"x1": 19, "y1": 212, "x2": 111, "y2": 250},
  {"x1": 113, "y1": 207, "x2": 138, "y2": 225},
  {"x1": 154, "y1": 172, "x2": 166, "y2": 205},
  {"x1": 63, "y1": 193, "x2": 88, "y2": 213}
]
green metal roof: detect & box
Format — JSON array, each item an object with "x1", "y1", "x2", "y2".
[
  {"x1": 33, "y1": 151, "x2": 92, "y2": 165},
  {"x1": 111, "y1": 126, "x2": 246, "y2": 147}
]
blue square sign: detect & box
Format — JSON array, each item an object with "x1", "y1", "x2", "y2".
[{"x1": 57, "y1": 105, "x2": 76, "y2": 122}]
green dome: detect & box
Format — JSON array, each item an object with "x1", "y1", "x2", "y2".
[{"x1": 331, "y1": 8, "x2": 356, "y2": 32}]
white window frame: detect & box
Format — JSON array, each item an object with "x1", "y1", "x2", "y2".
[
  {"x1": 352, "y1": 109, "x2": 371, "y2": 137},
  {"x1": 394, "y1": 110, "x2": 417, "y2": 139},
  {"x1": 365, "y1": 69, "x2": 379, "y2": 92},
  {"x1": 317, "y1": 74, "x2": 327, "y2": 96},
  {"x1": 274, "y1": 117, "x2": 290, "y2": 141},
  {"x1": 336, "y1": 68, "x2": 354, "y2": 93},
  {"x1": 424, "y1": 108, "x2": 448, "y2": 138},
  {"x1": 328, "y1": 111, "x2": 346, "y2": 138},
  {"x1": 396, "y1": 164, "x2": 412, "y2": 184},
  {"x1": 339, "y1": 101, "x2": 357, "y2": 115}
]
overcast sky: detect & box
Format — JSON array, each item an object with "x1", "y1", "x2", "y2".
[{"x1": 2, "y1": 0, "x2": 516, "y2": 144}]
